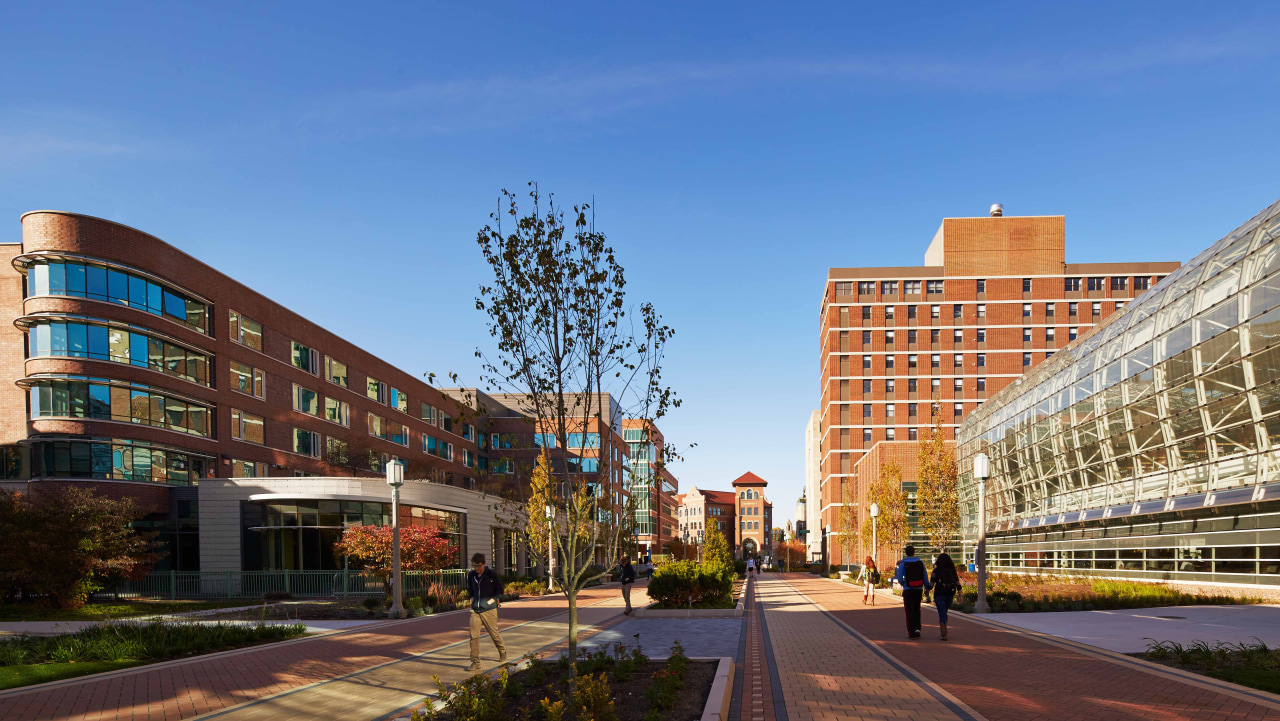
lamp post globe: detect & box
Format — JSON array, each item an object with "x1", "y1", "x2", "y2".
[
  {"x1": 386, "y1": 461, "x2": 406, "y2": 619},
  {"x1": 545, "y1": 504, "x2": 556, "y2": 592},
  {"x1": 973, "y1": 452, "x2": 991, "y2": 614}
]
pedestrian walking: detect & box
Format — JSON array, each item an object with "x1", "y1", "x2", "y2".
[
  {"x1": 930, "y1": 552, "x2": 960, "y2": 641},
  {"x1": 619, "y1": 555, "x2": 637, "y2": 615},
  {"x1": 855, "y1": 556, "x2": 879, "y2": 605},
  {"x1": 746, "y1": 556, "x2": 755, "y2": 577},
  {"x1": 467, "y1": 552, "x2": 507, "y2": 671},
  {"x1": 894, "y1": 545, "x2": 928, "y2": 639}
]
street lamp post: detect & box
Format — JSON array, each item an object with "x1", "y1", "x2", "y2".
[
  {"x1": 545, "y1": 504, "x2": 556, "y2": 593},
  {"x1": 386, "y1": 461, "x2": 406, "y2": 619},
  {"x1": 973, "y1": 452, "x2": 991, "y2": 614},
  {"x1": 869, "y1": 502, "x2": 879, "y2": 572}
]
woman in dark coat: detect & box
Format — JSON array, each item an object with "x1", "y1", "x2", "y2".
[{"x1": 929, "y1": 553, "x2": 961, "y2": 641}]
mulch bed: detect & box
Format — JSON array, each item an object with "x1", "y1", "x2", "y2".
[{"x1": 204, "y1": 599, "x2": 468, "y2": 621}]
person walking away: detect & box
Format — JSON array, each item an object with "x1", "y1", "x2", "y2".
[
  {"x1": 930, "y1": 553, "x2": 960, "y2": 641},
  {"x1": 467, "y1": 553, "x2": 507, "y2": 671},
  {"x1": 619, "y1": 555, "x2": 637, "y2": 615},
  {"x1": 746, "y1": 556, "x2": 755, "y2": 578},
  {"x1": 894, "y1": 545, "x2": 929, "y2": 639},
  {"x1": 855, "y1": 556, "x2": 879, "y2": 605}
]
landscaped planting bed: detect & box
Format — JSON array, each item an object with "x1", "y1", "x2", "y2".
[
  {"x1": 0, "y1": 620, "x2": 307, "y2": 690},
  {"x1": 952, "y1": 572, "x2": 1263, "y2": 613},
  {"x1": 0, "y1": 599, "x2": 251, "y2": 622},
  {"x1": 1138, "y1": 639, "x2": 1280, "y2": 694},
  {"x1": 408, "y1": 640, "x2": 716, "y2": 721}
]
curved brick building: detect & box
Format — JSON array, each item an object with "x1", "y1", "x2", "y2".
[{"x1": 1, "y1": 211, "x2": 488, "y2": 569}]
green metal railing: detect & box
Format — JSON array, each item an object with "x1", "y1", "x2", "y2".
[{"x1": 105, "y1": 569, "x2": 468, "y2": 600}]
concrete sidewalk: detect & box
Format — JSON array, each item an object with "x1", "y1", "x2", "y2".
[{"x1": 973, "y1": 603, "x2": 1280, "y2": 653}]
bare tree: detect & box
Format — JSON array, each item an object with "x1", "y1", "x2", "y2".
[{"x1": 471, "y1": 183, "x2": 680, "y2": 668}]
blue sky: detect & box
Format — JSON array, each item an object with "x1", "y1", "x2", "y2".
[{"x1": 3, "y1": 2, "x2": 1279, "y2": 526}]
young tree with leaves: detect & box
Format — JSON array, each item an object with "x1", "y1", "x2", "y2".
[
  {"x1": 917, "y1": 408, "x2": 960, "y2": 555},
  {"x1": 471, "y1": 183, "x2": 681, "y2": 668},
  {"x1": 861, "y1": 462, "x2": 909, "y2": 566},
  {"x1": 333, "y1": 525, "x2": 457, "y2": 592},
  {"x1": 837, "y1": 477, "x2": 858, "y2": 571}
]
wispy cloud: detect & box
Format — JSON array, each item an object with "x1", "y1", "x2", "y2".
[{"x1": 300, "y1": 29, "x2": 1271, "y2": 137}]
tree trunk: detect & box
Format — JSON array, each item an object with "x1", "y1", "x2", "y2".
[{"x1": 567, "y1": 585, "x2": 579, "y2": 672}]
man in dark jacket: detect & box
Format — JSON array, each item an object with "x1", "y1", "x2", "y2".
[
  {"x1": 467, "y1": 553, "x2": 506, "y2": 671},
  {"x1": 619, "y1": 555, "x2": 637, "y2": 615},
  {"x1": 894, "y1": 545, "x2": 930, "y2": 640}
]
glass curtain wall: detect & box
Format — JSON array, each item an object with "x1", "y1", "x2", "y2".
[{"x1": 957, "y1": 199, "x2": 1280, "y2": 585}]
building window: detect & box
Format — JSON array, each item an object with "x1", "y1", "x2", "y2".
[
  {"x1": 904, "y1": 281, "x2": 921, "y2": 295},
  {"x1": 908, "y1": 354, "x2": 918, "y2": 369},
  {"x1": 885, "y1": 306, "x2": 895, "y2": 321},
  {"x1": 885, "y1": 404, "x2": 896, "y2": 419},
  {"x1": 931, "y1": 378, "x2": 941, "y2": 392},
  {"x1": 976, "y1": 377, "x2": 986, "y2": 391},
  {"x1": 1046, "y1": 328, "x2": 1056, "y2": 343},
  {"x1": 976, "y1": 279, "x2": 985, "y2": 293},
  {"x1": 862, "y1": 306, "x2": 872, "y2": 320},
  {"x1": 834, "y1": 281, "x2": 852, "y2": 296},
  {"x1": 953, "y1": 402, "x2": 964, "y2": 417},
  {"x1": 863, "y1": 404, "x2": 872, "y2": 418},
  {"x1": 953, "y1": 353, "x2": 963, "y2": 368},
  {"x1": 231, "y1": 409, "x2": 265, "y2": 444},
  {"x1": 862, "y1": 429, "x2": 872, "y2": 442},
  {"x1": 324, "y1": 397, "x2": 349, "y2": 426},
  {"x1": 908, "y1": 428, "x2": 918, "y2": 441},
  {"x1": 862, "y1": 331, "x2": 872, "y2": 345},
  {"x1": 885, "y1": 379, "x2": 895, "y2": 393},
  {"x1": 1023, "y1": 327, "x2": 1032, "y2": 342},
  {"x1": 927, "y1": 280, "x2": 944, "y2": 294},
  {"x1": 1023, "y1": 353, "x2": 1032, "y2": 366},
  {"x1": 976, "y1": 304, "x2": 986, "y2": 318},
  {"x1": 1065, "y1": 277, "x2": 1081, "y2": 292},
  {"x1": 230, "y1": 360, "x2": 265, "y2": 398},
  {"x1": 907, "y1": 306, "x2": 917, "y2": 320},
  {"x1": 885, "y1": 428, "x2": 896, "y2": 441},
  {"x1": 908, "y1": 379, "x2": 917, "y2": 393},
  {"x1": 862, "y1": 380, "x2": 872, "y2": 393},
  {"x1": 1111, "y1": 276, "x2": 1128, "y2": 291},
  {"x1": 1088, "y1": 277, "x2": 1105, "y2": 291},
  {"x1": 930, "y1": 305, "x2": 940, "y2": 318},
  {"x1": 390, "y1": 387, "x2": 409, "y2": 413},
  {"x1": 231, "y1": 460, "x2": 268, "y2": 478},
  {"x1": 291, "y1": 341, "x2": 318, "y2": 374},
  {"x1": 885, "y1": 330, "x2": 895, "y2": 345},
  {"x1": 885, "y1": 355, "x2": 895, "y2": 371},
  {"x1": 907, "y1": 330, "x2": 917, "y2": 344},
  {"x1": 953, "y1": 378, "x2": 963, "y2": 392},
  {"x1": 229, "y1": 310, "x2": 263, "y2": 351},
  {"x1": 1135, "y1": 276, "x2": 1151, "y2": 290},
  {"x1": 1046, "y1": 303, "x2": 1055, "y2": 318},
  {"x1": 930, "y1": 329, "x2": 940, "y2": 344},
  {"x1": 1022, "y1": 303, "x2": 1032, "y2": 317},
  {"x1": 367, "y1": 377, "x2": 387, "y2": 404},
  {"x1": 930, "y1": 354, "x2": 940, "y2": 368},
  {"x1": 953, "y1": 329, "x2": 963, "y2": 344},
  {"x1": 26, "y1": 320, "x2": 210, "y2": 386},
  {"x1": 388, "y1": 420, "x2": 408, "y2": 446},
  {"x1": 1069, "y1": 327, "x2": 1078, "y2": 340},
  {"x1": 976, "y1": 328, "x2": 986, "y2": 343},
  {"x1": 292, "y1": 428, "x2": 320, "y2": 457},
  {"x1": 325, "y1": 357, "x2": 348, "y2": 388},
  {"x1": 976, "y1": 353, "x2": 986, "y2": 367},
  {"x1": 858, "y1": 281, "x2": 874, "y2": 295},
  {"x1": 1022, "y1": 278, "x2": 1032, "y2": 292},
  {"x1": 292, "y1": 384, "x2": 319, "y2": 416},
  {"x1": 28, "y1": 377, "x2": 212, "y2": 438},
  {"x1": 952, "y1": 305, "x2": 962, "y2": 319},
  {"x1": 568, "y1": 433, "x2": 600, "y2": 448},
  {"x1": 1092, "y1": 302, "x2": 1102, "y2": 315},
  {"x1": 881, "y1": 281, "x2": 897, "y2": 295},
  {"x1": 368, "y1": 412, "x2": 387, "y2": 439},
  {"x1": 26, "y1": 258, "x2": 210, "y2": 334}
]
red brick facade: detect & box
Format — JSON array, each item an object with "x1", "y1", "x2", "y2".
[{"x1": 817, "y1": 209, "x2": 1181, "y2": 566}]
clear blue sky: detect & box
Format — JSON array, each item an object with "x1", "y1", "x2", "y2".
[{"x1": 3, "y1": 2, "x2": 1279, "y2": 527}]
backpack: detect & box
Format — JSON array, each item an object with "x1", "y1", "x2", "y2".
[
  {"x1": 868, "y1": 569, "x2": 881, "y2": 585},
  {"x1": 902, "y1": 559, "x2": 926, "y2": 589}
]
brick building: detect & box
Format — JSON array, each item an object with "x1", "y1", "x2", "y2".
[
  {"x1": 621, "y1": 419, "x2": 680, "y2": 561},
  {"x1": 677, "y1": 472, "x2": 774, "y2": 560},
  {"x1": 818, "y1": 205, "x2": 1181, "y2": 567}
]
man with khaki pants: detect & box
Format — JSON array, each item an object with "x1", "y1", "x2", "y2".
[{"x1": 467, "y1": 553, "x2": 507, "y2": 672}]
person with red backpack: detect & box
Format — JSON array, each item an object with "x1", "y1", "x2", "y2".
[{"x1": 894, "y1": 545, "x2": 929, "y2": 639}]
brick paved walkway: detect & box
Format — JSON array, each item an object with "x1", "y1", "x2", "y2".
[
  {"x1": 0, "y1": 583, "x2": 641, "y2": 721},
  {"x1": 777, "y1": 573, "x2": 1280, "y2": 721},
  {"x1": 757, "y1": 574, "x2": 974, "y2": 721},
  {"x1": 732, "y1": 575, "x2": 784, "y2": 721}
]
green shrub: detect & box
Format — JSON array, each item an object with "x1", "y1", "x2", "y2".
[
  {"x1": 571, "y1": 672, "x2": 617, "y2": 721},
  {"x1": 0, "y1": 620, "x2": 305, "y2": 665},
  {"x1": 647, "y1": 560, "x2": 732, "y2": 608}
]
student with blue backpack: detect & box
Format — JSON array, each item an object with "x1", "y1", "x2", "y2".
[{"x1": 894, "y1": 545, "x2": 928, "y2": 639}]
